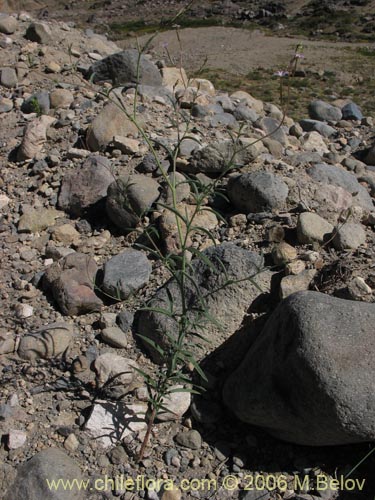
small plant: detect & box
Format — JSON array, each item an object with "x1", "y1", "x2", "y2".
[{"x1": 29, "y1": 96, "x2": 43, "y2": 116}]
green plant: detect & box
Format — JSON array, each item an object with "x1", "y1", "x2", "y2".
[
  {"x1": 29, "y1": 96, "x2": 43, "y2": 116},
  {"x1": 86, "y1": 17, "x2": 303, "y2": 462}
]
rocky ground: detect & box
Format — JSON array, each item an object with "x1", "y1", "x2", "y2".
[{"x1": 1, "y1": 10, "x2": 375, "y2": 500}]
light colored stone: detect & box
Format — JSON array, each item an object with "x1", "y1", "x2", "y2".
[
  {"x1": 285, "y1": 259, "x2": 306, "y2": 275},
  {"x1": 52, "y1": 224, "x2": 81, "y2": 245},
  {"x1": 18, "y1": 207, "x2": 62, "y2": 233},
  {"x1": 157, "y1": 385, "x2": 191, "y2": 422},
  {"x1": 14, "y1": 303, "x2": 33, "y2": 318},
  {"x1": 50, "y1": 89, "x2": 74, "y2": 109},
  {"x1": 17, "y1": 115, "x2": 56, "y2": 161},
  {"x1": 162, "y1": 67, "x2": 188, "y2": 90},
  {"x1": 101, "y1": 326, "x2": 128, "y2": 349},
  {"x1": 7, "y1": 430, "x2": 27, "y2": 449},
  {"x1": 64, "y1": 433, "x2": 79, "y2": 451},
  {"x1": 280, "y1": 269, "x2": 317, "y2": 299},
  {"x1": 85, "y1": 402, "x2": 147, "y2": 448},
  {"x1": 272, "y1": 242, "x2": 297, "y2": 266},
  {"x1": 303, "y1": 131, "x2": 329, "y2": 154},
  {"x1": 18, "y1": 322, "x2": 73, "y2": 362},
  {"x1": 333, "y1": 222, "x2": 366, "y2": 250},
  {"x1": 189, "y1": 78, "x2": 215, "y2": 95},
  {"x1": 230, "y1": 90, "x2": 264, "y2": 113},
  {"x1": 0, "y1": 194, "x2": 10, "y2": 209},
  {"x1": 112, "y1": 136, "x2": 140, "y2": 154},
  {"x1": 297, "y1": 212, "x2": 333, "y2": 244},
  {"x1": 94, "y1": 353, "x2": 140, "y2": 393}
]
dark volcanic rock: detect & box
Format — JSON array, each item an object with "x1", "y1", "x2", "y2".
[{"x1": 87, "y1": 49, "x2": 162, "y2": 86}]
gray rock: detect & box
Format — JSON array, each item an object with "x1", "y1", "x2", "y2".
[
  {"x1": 0, "y1": 15, "x2": 18, "y2": 34},
  {"x1": 88, "y1": 49, "x2": 162, "y2": 86},
  {"x1": 43, "y1": 252, "x2": 102, "y2": 316},
  {"x1": 332, "y1": 222, "x2": 366, "y2": 250},
  {"x1": 137, "y1": 243, "x2": 272, "y2": 363},
  {"x1": 228, "y1": 171, "x2": 289, "y2": 213},
  {"x1": 0, "y1": 97, "x2": 13, "y2": 113},
  {"x1": 1, "y1": 67, "x2": 18, "y2": 88},
  {"x1": 299, "y1": 119, "x2": 336, "y2": 138},
  {"x1": 117, "y1": 310, "x2": 134, "y2": 332},
  {"x1": 101, "y1": 326, "x2": 128, "y2": 348},
  {"x1": 136, "y1": 84, "x2": 174, "y2": 104},
  {"x1": 223, "y1": 291, "x2": 375, "y2": 445},
  {"x1": 308, "y1": 100, "x2": 342, "y2": 122},
  {"x1": 4, "y1": 448, "x2": 85, "y2": 500},
  {"x1": 102, "y1": 249, "x2": 152, "y2": 300},
  {"x1": 297, "y1": 212, "x2": 333, "y2": 244},
  {"x1": 307, "y1": 163, "x2": 374, "y2": 211},
  {"x1": 86, "y1": 102, "x2": 138, "y2": 152},
  {"x1": 187, "y1": 140, "x2": 262, "y2": 174},
  {"x1": 258, "y1": 116, "x2": 288, "y2": 145},
  {"x1": 106, "y1": 175, "x2": 160, "y2": 230},
  {"x1": 25, "y1": 22, "x2": 52, "y2": 44},
  {"x1": 58, "y1": 155, "x2": 114, "y2": 216},
  {"x1": 209, "y1": 112, "x2": 237, "y2": 127},
  {"x1": 341, "y1": 102, "x2": 363, "y2": 121},
  {"x1": 18, "y1": 323, "x2": 73, "y2": 362},
  {"x1": 175, "y1": 430, "x2": 202, "y2": 450},
  {"x1": 21, "y1": 91, "x2": 50, "y2": 114}
]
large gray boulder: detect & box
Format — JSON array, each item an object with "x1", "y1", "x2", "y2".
[
  {"x1": 102, "y1": 249, "x2": 152, "y2": 300},
  {"x1": 88, "y1": 49, "x2": 162, "y2": 86},
  {"x1": 308, "y1": 100, "x2": 342, "y2": 122},
  {"x1": 228, "y1": 171, "x2": 289, "y2": 213},
  {"x1": 137, "y1": 243, "x2": 272, "y2": 363},
  {"x1": 223, "y1": 291, "x2": 375, "y2": 446},
  {"x1": 307, "y1": 163, "x2": 374, "y2": 211},
  {"x1": 4, "y1": 448, "x2": 85, "y2": 500}
]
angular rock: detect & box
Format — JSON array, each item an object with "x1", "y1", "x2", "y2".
[
  {"x1": 300, "y1": 119, "x2": 336, "y2": 138},
  {"x1": 58, "y1": 155, "x2": 114, "y2": 216},
  {"x1": 94, "y1": 353, "x2": 140, "y2": 398},
  {"x1": 50, "y1": 89, "x2": 74, "y2": 109},
  {"x1": 43, "y1": 252, "x2": 102, "y2": 315},
  {"x1": 187, "y1": 140, "x2": 263, "y2": 174},
  {"x1": 101, "y1": 326, "x2": 128, "y2": 348},
  {"x1": 17, "y1": 115, "x2": 55, "y2": 161},
  {"x1": 161, "y1": 66, "x2": 188, "y2": 90},
  {"x1": 1, "y1": 67, "x2": 18, "y2": 88},
  {"x1": 18, "y1": 207, "x2": 62, "y2": 233},
  {"x1": 85, "y1": 402, "x2": 146, "y2": 448},
  {"x1": 223, "y1": 291, "x2": 375, "y2": 445},
  {"x1": 228, "y1": 171, "x2": 289, "y2": 214},
  {"x1": 137, "y1": 243, "x2": 272, "y2": 363},
  {"x1": 307, "y1": 163, "x2": 374, "y2": 211},
  {"x1": 18, "y1": 322, "x2": 73, "y2": 362},
  {"x1": 157, "y1": 386, "x2": 191, "y2": 422},
  {"x1": 88, "y1": 49, "x2": 162, "y2": 86},
  {"x1": 308, "y1": 100, "x2": 342, "y2": 122},
  {"x1": 297, "y1": 212, "x2": 333, "y2": 244},
  {"x1": 332, "y1": 222, "x2": 366, "y2": 250},
  {"x1": 86, "y1": 102, "x2": 138, "y2": 152},
  {"x1": 102, "y1": 249, "x2": 152, "y2": 300},
  {"x1": 341, "y1": 102, "x2": 363, "y2": 121},
  {"x1": 258, "y1": 116, "x2": 288, "y2": 145},
  {"x1": 4, "y1": 448, "x2": 85, "y2": 500},
  {"x1": 106, "y1": 175, "x2": 160, "y2": 230},
  {"x1": 0, "y1": 96, "x2": 13, "y2": 113},
  {"x1": 25, "y1": 22, "x2": 52, "y2": 44},
  {"x1": 230, "y1": 90, "x2": 264, "y2": 113},
  {"x1": 279, "y1": 269, "x2": 317, "y2": 299}
]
